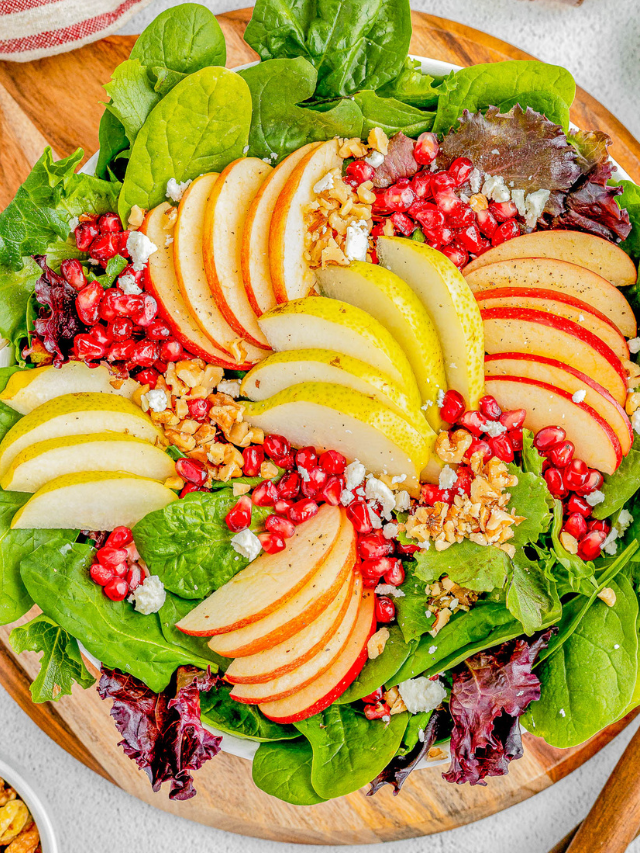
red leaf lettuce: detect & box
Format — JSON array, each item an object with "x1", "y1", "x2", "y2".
[{"x1": 31, "y1": 255, "x2": 83, "y2": 367}]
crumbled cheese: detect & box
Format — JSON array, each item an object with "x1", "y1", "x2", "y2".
[
  {"x1": 438, "y1": 465, "x2": 457, "y2": 490},
  {"x1": 392, "y1": 474, "x2": 407, "y2": 485},
  {"x1": 398, "y1": 677, "x2": 447, "y2": 714},
  {"x1": 585, "y1": 489, "x2": 605, "y2": 506},
  {"x1": 436, "y1": 389, "x2": 445, "y2": 408},
  {"x1": 559, "y1": 708, "x2": 566, "y2": 718},
  {"x1": 313, "y1": 172, "x2": 335, "y2": 194},
  {"x1": 365, "y1": 477, "x2": 396, "y2": 519},
  {"x1": 88, "y1": 258, "x2": 100, "y2": 265},
  {"x1": 165, "y1": 177, "x2": 192, "y2": 203},
  {"x1": 629, "y1": 337, "x2": 640, "y2": 354},
  {"x1": 231, "y1": 529, "x2": 262, "y2": 561},
  {"x1": 344, "y1": 219, "x2": 370, "y2": 262},
  {"x1": 165, "y1": 234, "x2": 174, "y2": 247},
  {"x1": 394, "y1": 490, "x2": 411, "y2": 512},
  {"x1": 374, "y1": 583, "x2": 405, "y2": 598},
  {"x1": 59, "y1": 542, "x2": 73, "y2": 555},
  {"x1": 127, "y1": 231, "x2": 158, "y2": 272},
  {"x1": 242, "y1": 145, "x2": 250, "y2": 154},
  {"x1": 367, "y1": 504, "x2": 382, "y2": 528},
  {"x1": 128, "y1": 575, "x2": 166, "y2": 615},
  {"x1": 617, "y1": 509, "x2": 634, "y2": 532},
  {"x1": 340, "y1": 489, "x2": 355, "y2": 506},
  {"x1": 345, "y1": 460, "x2": 366, "y2": 490},
  {"x1": 364, "y1": 150, "x2": 385, "y2": 168},
  {"x1": 602, "y1": 529, "x2": 618, "y2": 555},
  {"x1": 383, "y1": 522, "x2": 399, "y2": 539},
  {"x1": 118, "y1": 273, "x2": 142, "y2": 295},
  {"x1": 511, "y1": 189, "x2": 527, "y2": 217},
  {"x1": 217, "y1": 379, "x2": 241, "y2": 398},
  {"x1": 524, "y1": 189, "x2": 551, "y2": 230},
  {"x1": 468, "y1": 168, "x2": 483, "y2": 194},
  {"x1": 482, "y1": 175, "x2": 510, "y2": 203},
  {"x1": 68, "y1": 215, "x2": 79, "y2": 232},
  {"x1": 633, "y1": 410, "x2": 640, "y2": 436},
  {"x1": 578, "y1": 314, "x2": 585, "y2": 322},
  {"x1": 421, "y1": 401, "x2": 433, "y2": 410},
  {"x1": 483, "y1": 420, "x2": 507, "y2": 437},
  {"x1": 572, "y1": 389, "x2": 587, "y2": 404},
  {"x1": 297, "y1": 465, "x2": 311, "y2": 482},
  {"x1": 428, "y1": 645, "x2": 437, "y2": 654},
  {"x1": 144, "y1": 388, "x2": 168, "y2": 413}
]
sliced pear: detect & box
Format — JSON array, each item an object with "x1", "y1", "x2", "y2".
[
  {"x1": 243, "y1": 382, "x2": 434, "y2": 495},
  {"x1": 258, "y1": 296, "x2": 421, "y2": 407},
  {"x1": 377, "y1": 236, "x2": 485, "y2": 409},
  {"x1": 0, "y1": 393, "x2": 162, "y2": 478},
  {"x1": 11, "y1": 472, "x2": 177, "y2": 530},
  {"x1": 316, "y1": 260, "x2": 446, "y2": 431},
  {"x1": 1, "y1": 432, "x2": 175, "y2": 493},
  {"x1": 0, "y1": 362, "x2": 139, "y2": 415}
]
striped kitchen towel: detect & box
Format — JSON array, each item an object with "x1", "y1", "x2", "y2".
[{"x1": 0, "y1": 0, "x2": 155, "y2": 62}]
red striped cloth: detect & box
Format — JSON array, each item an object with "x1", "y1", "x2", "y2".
[{"x1": 0, "y1": 0, "x2": 155, "y2": 62}]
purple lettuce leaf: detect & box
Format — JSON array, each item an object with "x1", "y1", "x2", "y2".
[
  {"x1": 371, "y1": 132, "x2": 420, "y2": 188},
  {"x1": 554, "y1": 179, "x2": 631, "y2": 241},
  {"x1": 32, "y1": 255, "x2": 83, "y2": 367}
]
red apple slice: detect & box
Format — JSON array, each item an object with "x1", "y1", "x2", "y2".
[
  {"x1": 485, "y1": 353, "x2": 633, "y2": 456},
  {"x1": 465, "y1": 258, "x2": 637, "y2": 338},
  {"x1": 464, "y1": 230, "x2": 637, "y2": 287},
  {"x1": 481, "y1": 307, "x2": 628, "y2": 404},
  {"x1": 475, "y1": 287, "x2": 629, "y2": 362},
  {"x1": 485, "y1": 375, "x2": 622, "y2": 474},
  {"x1": 230, "y1": 572, "x2": 363, "y2": 703},
  {"x1": 141, "y1": 204, "x2": 256, "y2": 368},
  {"x1": 208, "y1": 513, "x2": 356, "y2": 656},
  {"x1": 177, "y1": 504, "x2": 341, "y2": 637},
  {"x1": 259, "y1": 590, "x2": 376, "y2": 724}
]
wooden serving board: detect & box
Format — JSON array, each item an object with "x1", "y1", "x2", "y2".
[{"x1": 1, "y1": 8, "x2": 639, "y2": 844}]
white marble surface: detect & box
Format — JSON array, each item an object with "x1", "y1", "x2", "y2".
[{"x1": 3, "y1": 1, "x2": 640, "y2": 850}]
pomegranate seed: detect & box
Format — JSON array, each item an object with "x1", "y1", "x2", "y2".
[
  {"x1": 440, "y1": 389, "x2": 465, "y2": 423},
  {"x1": 346, "y1": 499, "x2": 373, "y2": 534},
  {"x1": 358, "y1": 530, "x2": 394, "y2": 560},
  {"x1": 575, "y1": 469, "x2": 604, "y2": 496},
  {"x1": 75, "y1": 282, "x2": 103, "y2": 325},
  {"x1": 89, "y1": 323, "x2": 113, "y2": 347},
  {"x1": 116, "y1": 230, "x2": 131, "y2": 257},
  {"x1": 252, "y1": 480, "x2": 278, "y2": 506},
  {"x1": 588, "y1": 519, "x2": 609, "y2": 534},
  {"x1": 411, "y1": 171, "x2": 432, "y2": 199},
  {"x1": 98, "y1": 289, "x2": 122, "y2": 322},
  {"x1": 371, "y1": 223, "x2": 385, "y2": 238},
  {"x1": 577, "y1": 530, "x2": 607, "y2": 561},
  {"x1": 535, "y1": 426, "x2": 566, "y2": 451},
  {"x1": 441, "y1": 243, "x2": 469, "y2": 268},
  {"x1": 89, "y1": 233, "x2": 121, "y2": 261},
  {"x1": 499, "y1": 409, "x2": 526, "y2": 430},
  {"x1": 146, "y1": 319, "x2": 172, "y2": 340},
  {"x1": 187, "y1": 398, "x2": 211, "y2": 422},
  {"x1": 547, "y1": 440, "x2": 575, "y2": 468},
  {"x1": 74, "y1": 334, "x2": 106, "y2": 360},
  {"x1": 160, "y1": 339, "x2": 183, "y2": 362},
  {"x1": 384, "y1": 559, "x2": 405, "y2": 586},
  {"x1": 458, "y1": 410, "x2": 490, "y2": 436},
  {"x1": 453, "y1": 465, "x2": 473, "y2": 496},
  {"x1": 105, "y1": 527, "x2": 133, "y2": 549},
  {"x1": 112, "y1": 561, "x2": 129, "y2": 579},
  {"x1": 389, "y1": 212, "x2": 415, "y2": 236},
  {"x1": 567, "y1": 494, "x2": 592, "y2": 517},
  {"x1": 544, "y1": 467, "x2": 568, "y2": 498},
  {"x1": 492, "y1": 219, "x2": 520, "y2": 246},
  {"x1": 413, "y1": 132, "x2": 439, "y2": 165},
  {"x1": 479, "y1": 395, "x2": 502, "y2": 420},
  {"x1": 264, "y1": 434, "x2": 291, "y2": 463},
  {"x1": 98, "y1": 212, "x2": 123, "y2": 233},
  {"x1": 362, "y1": 688, "x2": 384, "y2": 704},
  {"x1": 361, "y1": 556, "x2": 396, "y2": 580},
  {"x1": 476, "y1": 208, "x2": 498, "y2": 238},
  {"x1": 60, "y1": 258, "x2": 87, "y2": 291},
  {"x1": 258, "y1": 531, "x2": 286, "y2": 554},
  {"x1": 320, "y1": 475, "x2": 344, "y2": 506},
  {"x1": 175, "y1": 457, "x2": 207, "y2": 486},
  {"x1": 382, "y1": 185, "x2": 415, "y2": 212},
  {"x1": 432, "y1": 172, "x2": 455, "y2": 194},
  {"x1": 104, "y1": 577, "x2": 129, "y2": 601},
  {"x1": 90, "y1": 563, "x2": 113, "y2": 586},
  {"x1": 296, "y1": 447, "x2": 317, "y2": 470},
  {"x1": 489, "y1": 201, "x2": 518, "y2": 222},
  {"x1": 434, "y1": 191, "x2": 463, "y2": 217},
  {"x1": 414, "y1": 203, "x2": 445, "y2": 231},
  {"x1": 153, "y1": 360, "x2": 168, "y2": 373},
  {"x1": 488, "y1": 433, "x2": 514, "y2": 463},
  {"x1": 109, "y1": 317, "x2": 134, "y2": 341},
  {"x1": 301, "y1": 467, "x2": 329, "y2": 498},
  {"x1": 265, "y1": 514, "x2": 296, "y2": 539},
  {"x1": 448, "y1": 157, "x2": 474, "y2": 187},
  {"x1": 107, "y1": 339, "x2": 135, "y2": 362},
  {"x1": 131, "y1": 293, "x2": 158, "y2": 327},
  {"x1": 447, "y1": 205, "x2": 476, "y2": 228},
  {"x1": 456, "y1": 223, "x2": 484, "y2": 253},
  {"x1": 225, "y1": 495, "x2": 252, "y2": 531},
  {"x1": 275, "y1": 498, "x2": 293, "y2": 515},
  {"x1": 131, "y1": 340, "x2": 160, "y2": 367},
  {"x1": 364, "y1": 702, "x2": 391, "y2": 720},
  {"x1": 127, "y1": 564, "x2": 142, "y2": 592},
  {"x1": 396, "y1": 541, "x2": 419, "y2": 556},
  {"x1": 345, "y1": 160, "x2": 375, "y2": 184},
  {"x1": 421, "y1": 484, "x2": 445, "y2": 505},
  {"x1": 277, "y1": 472, "x2": 301, "y2": 499},
  {"x1": 112, "y1": 292, "x2": 143, "y2": 317},
  {"x1": 288, "y1": 498, "x2": 319, "y2": 525},
  {"x1": 96, "y1": 546, "x2": 128, "y2": 569},
  {"x1": 242, "y1": 446, "x2": 264, "y2": 477},
  {"x1": 180, "y1": 483, "x2": 207, "y2": 498},
  {"x1": 375, "y1": 595, "x2": 396, "y2": 623},
  {"x1": 564, "y1": 513, "x2": 588, "y2": 540},
  {"x1": 75, "y1": 221, "x2": 99, "y2": 251},
  {"x1": 509, "y1": 428, "x2": 524, "y2": 451},
  {"x1": 464, "y1": 437, "x2": 493, "y2": 462},
  {"x1": 564, "y1": 459, "x2": 589, "y2": 490},
  {"x1": 319, "y1": 449, "x2": 346, "y2": 475}
]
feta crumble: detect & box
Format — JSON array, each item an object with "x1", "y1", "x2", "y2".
[
  {"x1": 367, "y1": 504, "x2": 382, "y2": 529},
  {"x1": 468, "y1": 168, "x2": 483, "y2": 194},
  {"x1": 165, "y1": 177, "x2": 192, "y2": 203},
  {"x1": 340, "y1": 489, "x2": 355, "y2": 506},
  {"x1": 511, "y1": 189, "x2": 527, "y2": 217},
  {"x1": 438, "y1": 465, "x2": 457, "y2": 490},
  {"x1": 572, "y1": 389, "x2": 587, "y2": 404},
  {"x1": 365, "y1": 150, "x2": 385, "y2": 168},
  {"x1": 483, "y1": 420, "x2": 507, "y2": 437},
  {"x1": 436, "y1": 389, "x2": 445, "y2": 408},
  {"x1": 585, "y1": 489, "x2": 605, "y2": 507},
  {"x1": 127, "y1": 231, "x2": 158, "y2": 272},
  {"x1": 383, "y1": 522, "x2": 399, "y2": 539},
  {"x1": 231, "y1": 529, "x2": 262, "y2": 561},
  {"x1": 344, "y1": 219, "x2": 370, "y2": 262},
  {"x1": 398, "y1": 677, "x2": 447, "y2": 714},
  {"x1": 394, "y1": 490, "x2": 411, "y2": 512},
  {"x1": 374, "y1": 583, "x2": 406, "y2": 598},
  {"x1": 345, "y1": 460, "x2": 366, "y2": 490},
  {"x1": 297, "y1": 465, "x2": 311, "y2": 482},
  {"x1": 118, "y1": 273, "x2": 142, "y2": 295},
  {"x1": 428, "y1": 645, "x2": 437, "y2": 654},
  {"x1": 217, "y1": 379, "x2": 241, "y2": 398},
  {"x1": 632, "y1": 410, "x2": 640, "y2": 436},
  {"x1": 559, "y1": 708, "x2": 566, "y2": 718},
  {"x1": 313, "y1": 172, "x2": 334, "y2": 194},
  {"x1": 524, "y1": 189, "x2": 550, "y2": 230},
  {"x1": 128, "y1": 575, "x2": 166, "y2": 615},
  {"x1": 482, "y1": 175, "x2": 510, "y2": 203},
  {"x1": 365, "y1": 477, "x2": 396, "y2": 519},
  {"x1": 144, "y1": 388, "x2": 168, "y2": 413},
  {"x1": 628, "y1": 337, "x2": 640, "y2": 354},
  {"x1": 68, "y1": 215, "x2": 79, "y2": 232},
  {"x1": 392, "y1": 474, "x2": 407, "y2": 485}
]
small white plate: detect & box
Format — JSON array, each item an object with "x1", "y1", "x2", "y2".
[{"x1": 0, "y1": 755, "x2": 58, "y2": 853}]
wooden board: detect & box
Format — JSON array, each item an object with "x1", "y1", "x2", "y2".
[{"x1": 0, "y1": 8, "x2": 639, "y2": 844}]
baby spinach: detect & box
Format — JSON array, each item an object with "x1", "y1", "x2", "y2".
[
  {"x1": 159, "y1": 593, "x2": 225, "y2": 669},
  {"x1": 244, "y1": 0, "x2": 412, "y2": 98},
  {"x1": 524, "y1": 574, "x2": 638, "y2": 747},
  {"x1": 550, "y1": 499, "x2": 596, "y2": 593},
  {"x1": 96, "y1": 109, "x2": 129, "y2": 180},
  {"x1": 336, "y1": 625, "x2": 414, "y2": 703},
  {"x1": 133, "y1": 490, "x2": 272, "y2": 599},
  {"x1": 354, "y1": 91, "x2": 434, "y2": 138},
  {"x1": 615, "y1": 180, "x2": 640, "y2": 262},
  {"x1": 395, "y1": 563, "x2": 434, "y2": 643},
  {"x1": 506, "y1": 547, "x2": 560, "y2": 636},
  {"x1": 413, "y1": 538, "x2": 510, "y2": 593},
  {"x1": 104, "y1": 60, "x2": 162, "y2": 148},
  {"x1": 376, "y1": 57, "x2": 441, "y2": 109},
  {"x1": 238, "y1": 58, "x2": 363, "y2": 163},
  {"x1": 0, "y1": 402, "x2": 21, "y2": 444},
  {"x1": 397, "y1": 711, "x2": 433, "y2": 756},
  {"x1": 118, "y1": 67, "x2": 252, "y2": 225},
  {"x1": 252, "y1": 739, "x2": 327, "y2": 805},
  {"x1": 201, "y1": 684, "x2": 298, "y2": 742},
  {"x1": 593, "y1": 442, "x2": 640, "y2": 520},
  {"x1": 20, "y1": 540, "x2": 213, "y2": 692},
  {"x1": 10, "y1": 614, "x2": 94, "y2": 702},
  {"x1": 294, "y1": 703, "x2": 408, "y2": 798}
]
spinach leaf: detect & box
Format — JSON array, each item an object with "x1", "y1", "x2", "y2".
[
  {"x1": 252, "y1": 739, "x2": 327, "y2": 804},
  {"x1": 201, "y1": 684, "x2": 298, "y2": 742},
  {"x1": 133, "y1": 490, "x2": 272, "y2": 599},
  {"x1": 0, "y1": 367, "x2": 21, "y2": 392},
  {"x1": 20, "y1": 540, "x2": 212, "y2": 692},
  {"x1": 244, "y1": 0, "x2": 412, "y2": 98},
  {"x1": 294, "y1": 703, "x2": 408, "y2": 798},
  {"x1": 0, "y1": 401, "x2": 22, "y2": 443},
  {"x1": 524, "y1": 574, "x2": 638, "y2": 747},
  {"x1": 96, "y1": 109, "x2": 129, "y2": 180},
  {"x1": 336, "y1": 625, "x2": 414, "y2": 703},
  {"x1": 521, "y1": 428, "x2": 544, "y2": 476},
  {"x1": 550, "y1": 499, "x2": 595, "y2": 590},
  {"x1": 86, "y1": 254, "x2": 128, "y2": 289},
  {"x1": 118, "y1": 67, "x2": 251, "y2": 225},
  {"x1": 615, "y1": 180, "x2": 640, "y2": 261},
  {"x1": 433, "y1": 60, "x2": 576, "y2": 133},
  {"x1": 0, "y1": 258, "x2": 43, "y2": 342},
  {"x1": 376, "y1": 57, "x2": 440, "y2": 109},
  {"x1": 238, "y1": 58, "x2": 362, "y2": 163},
  {"x1": 159, "y1": 592, "x2": 225, "y2": 669},
  {"x1": 413, "y1": 538, "x2": 510, "y2": 593},
  {"x1": 497, "y1": 91, "x2": 571, "y2": 130},
  {"x1": 395, "y1": 562, "x2": 434, "y2": 643},
  {"x1": 9, "y1": 613, "x2": 94, "y2": 702},
  {"x1": 104, "y1": 60, "x2": 162, "y2": 148},
  {"x1": 593, "y1": 442, "x2": 640, "y2": 520},
  {"x1": 506, "y1": 547, "x2": 560, "y2": 636},
  {"x1": 507, "y1": 464, "x2": 553, "y2": 548},
  {"x1": 354, "y1": 90, "x2": 434, "y2": 138},
  {"x1": 396, "y1": 711, "x2": 433, "y2": 756}
]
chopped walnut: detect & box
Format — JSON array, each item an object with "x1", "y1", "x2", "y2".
[
  {"x1": 435, "y1": 428, "x2": 473, "y2": 463},
  {"x1": 128, "y1": 205, "x2": 146, "y2": 229},
  {"x1": 339, "y1": 137, "x2": 369, "y2": 159},
  {"x1": 468, "y1": 193, "x2": 488, "y2": 212},
  {"x1": 598, "y1": 587, "x2": 617, "y2": 607},
  {"x1": 367, "y1": 627, "x2": 390, "y2": 659},
  {"x1": 368, "y1": 127, "x2": 389, "y2": 155},
  {"x1": 383, "y1": 686, "x2": 407, "y2": 715}
]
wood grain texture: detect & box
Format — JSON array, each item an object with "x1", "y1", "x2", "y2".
[{"x1": 0, "y1": 8, "x2": 639, "y2": 843}]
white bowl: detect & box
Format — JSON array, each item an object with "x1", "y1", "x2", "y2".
[{"x1": 0, "y1": 755, "x2": 58, "y2": 853}]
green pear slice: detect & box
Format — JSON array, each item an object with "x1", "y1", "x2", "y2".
[
  {"x1": 239, "y1": 348, "x2": 427, "y2": 433},
  {"x1": 258, "y1": 296, "x2": 421, "y2": 408},
  {"x1": 243, "y1": 382, "x2": 434, "y2": 494},
  {"x1": 0, "y1": 392, "x2": 162, "y2": 478},
  {"x1": 1, "y1": 432, "x2": 176, "y2": 493},
  {"x1": 11, "y1": 471, "x2": 177, "y2": 530},
  {"x1": 316, "y1": 260, "x2": 446, "y2": 431},
  {"x1": 377, "y1": 236, "x2": 485, "y2": 409},
  {"x1": 0, "y1": 362, "x2": 139, "y2": 415}
]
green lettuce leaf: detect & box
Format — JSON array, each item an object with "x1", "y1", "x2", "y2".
[
  {"x1": 104, "y1": 60, "x2": 162, "y2": 148},
  {"x1": 507, "y1": 464, "x2": 553, "y2": 548},
  {"x1": 413, "y1": 538, "x2": 510, "y2": 593},
  {"x1": 506, "y1": 547, "x2": 560, "y2": 635},
  {"x1": 614, "y1": 179, "x2": 640, "y2": 262},
  {"x1": 354, "y1": 90, "x2": 434, "y2": 137},
  {"x1": 395, "y1": 562, "x2": 435, "y2": 643},
  {"x1": 376, "y1": 57, "x2": 440, "y2": 109},
  {"x1": 201, "y1": 684, "x2": 297, "y2": 742},
  {"x1": 593, "y1": 441, "x2": 640, "y2": 520}
]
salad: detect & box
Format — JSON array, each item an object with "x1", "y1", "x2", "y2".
[{"x1": 1, "y1": 0, "x2": 640, "y2": 809}]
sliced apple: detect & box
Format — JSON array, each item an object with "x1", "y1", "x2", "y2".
[
  {"x1": 208, "y1": 516, "x2": 356, "y2": 657},
  {"x1": 203, "y1": 157, "x2": 272, "y2": 349},
  {"x1": 176, "y1": 504, "x2": 341, "y2": 637},
  {"x1": 316, "y1": 260, "x2": 446, "y2": 431},
  {"x1": 376, "y1": 236, "x2": 485, "y2": 410},
  {"x1": 464, "y1": 258, "x2": 637, "y2": 338},
  {"x1": 481, "y1": 307, "x2": 628, "y2": 404},
  {"x1": 11, "y1": 471, "x2": 177, "y2": 530},
  {"x1": 485, "y1": 353, "x2": 633, "y2": 456},
  {"x1": 0, "y1": 362, "x2": 139, "y2": 415},
  {"x1": 230, "y1": 572, "x2": 362, "y2": 703},
  {"x1": 0, "y1": 393, "x2": 162, "y2": 479},
  {"x1": 258, "y1": 296, "x2": 421, "y2": 405},
  {"x1": 475, "y1": 287, "x2": 629, "y2": 362},
  {"x1": 463, "y1": 230, "x2": 637, "y2": 287},
  {"x1": 0, "y1": 432, "x2": 175, "y2": 493},
  {"x1": 225, "y1": 569, "x2": 355, "y2": 684},
  {"x1": 259, "y1": 590, "x2": 375, "y2": 724},
  {"x1": 242, "y1": 143, "x2": 321, "y2": 316},
  {"x1": 142, "y1": 203, "x2": 259, "y2": 368},
  {"x1": 269, "y1": 139, "x2": 342, "y2": 304},
  {"x1": 243, "y1": 382, "x2": 434, "y2": 495},
  {"x1": 485, "y1": 375, "x2": 622, "y2": 474}
]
